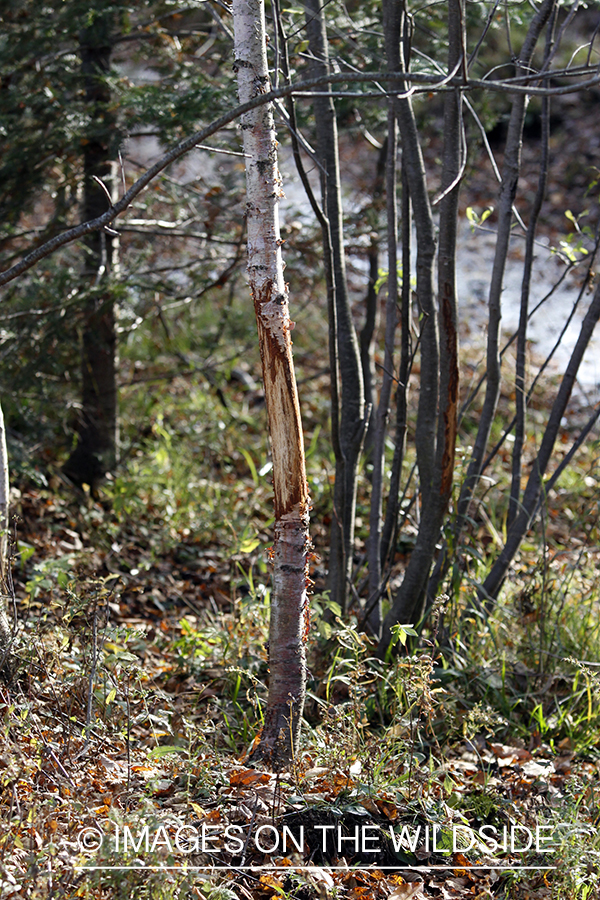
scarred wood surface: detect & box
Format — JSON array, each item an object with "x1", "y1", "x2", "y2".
[{"x1": 232, "y1": 0, "x2": 310, "y2": 765}]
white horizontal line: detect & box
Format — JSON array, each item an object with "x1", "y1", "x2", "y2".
[{"x1": 73, "y1": 865, "x2": 558, "y2": 872}]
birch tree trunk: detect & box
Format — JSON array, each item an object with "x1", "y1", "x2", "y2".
[{"x1": 232, "y1": 0, "x2": 311, "y2": 766}]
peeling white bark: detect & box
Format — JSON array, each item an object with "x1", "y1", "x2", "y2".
[
  {"x1": 234, "y1": 0, "x2": 289, "y2": 348},
  {"x1": 232, "y1": 0, "x2": 311, "y2": 765}
]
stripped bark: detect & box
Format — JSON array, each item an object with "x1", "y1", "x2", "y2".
[
  {"x1": 232, "y1": 0, "x2": 311, "y2": 766},
  {"x1": 274, "y1": 14, "x2": 342, "y2": 581},
  {"x1": 305, "y1": 0, "x2": 366, "y2": 613}
]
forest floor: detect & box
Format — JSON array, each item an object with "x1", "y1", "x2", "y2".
[
  {"x1": 2, "y1": 73, "x2": 600, "y2": 900},
  {"x1": 2, "y1": 412, "x2": 600, "y2": 900}
]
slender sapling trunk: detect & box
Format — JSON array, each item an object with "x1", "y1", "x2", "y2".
[
  {"x1": 305, "y1": 0, "x2": 366, "y2": 613},
  {"x1": 63, "y1": 11, "x2": 118, "y2": 493},
  {"x1": 232, "y1": 0, "x2": 311, "y2": 767}
]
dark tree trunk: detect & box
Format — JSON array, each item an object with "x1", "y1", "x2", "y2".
[
  {"x1": 378, "y1": 0, "x2": 463, "y2": 655},
  {"x1": 426, "y1": 0, "x2": 557, "y2": 609},
  {"x1": 63, "y1": 9, "x2": 117, "y2": 493},
  {"x1": 453, "y1": 0, "x2": 556, "y2": 542},
  {"x1": 360, "y1": 139, "x2": 388, "y2": 460},
  {"x1": 480, "y1": 275, "x2": 600, "y2": 607},
  {"x1": 366, "y1": 10, "x2": 403, "y2": 636},
  {"x1": 305, "y1": 0, "x2": 366, "y2": 613},
  {"x1": 508, "y1": 14, "x2": 555, "y2": 532},
  {"x1": 380, "y1": 165, "x2": 411, "y2": 575}
]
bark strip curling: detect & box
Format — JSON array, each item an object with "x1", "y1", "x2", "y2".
[{"x1": 232, "y1": 0, "x2": 311, "y2": 766}]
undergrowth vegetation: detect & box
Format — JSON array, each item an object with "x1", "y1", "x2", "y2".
[
  {"x1": 2, "y1": 336, "x2": 600, "y2": 897},
  {"x1": 2, "y1": 0, "x2": 600, "y2": 895}
]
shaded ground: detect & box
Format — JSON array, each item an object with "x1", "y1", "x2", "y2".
[{"x1": 2, "y1": 482, "x2": 600, "y2": 899}]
